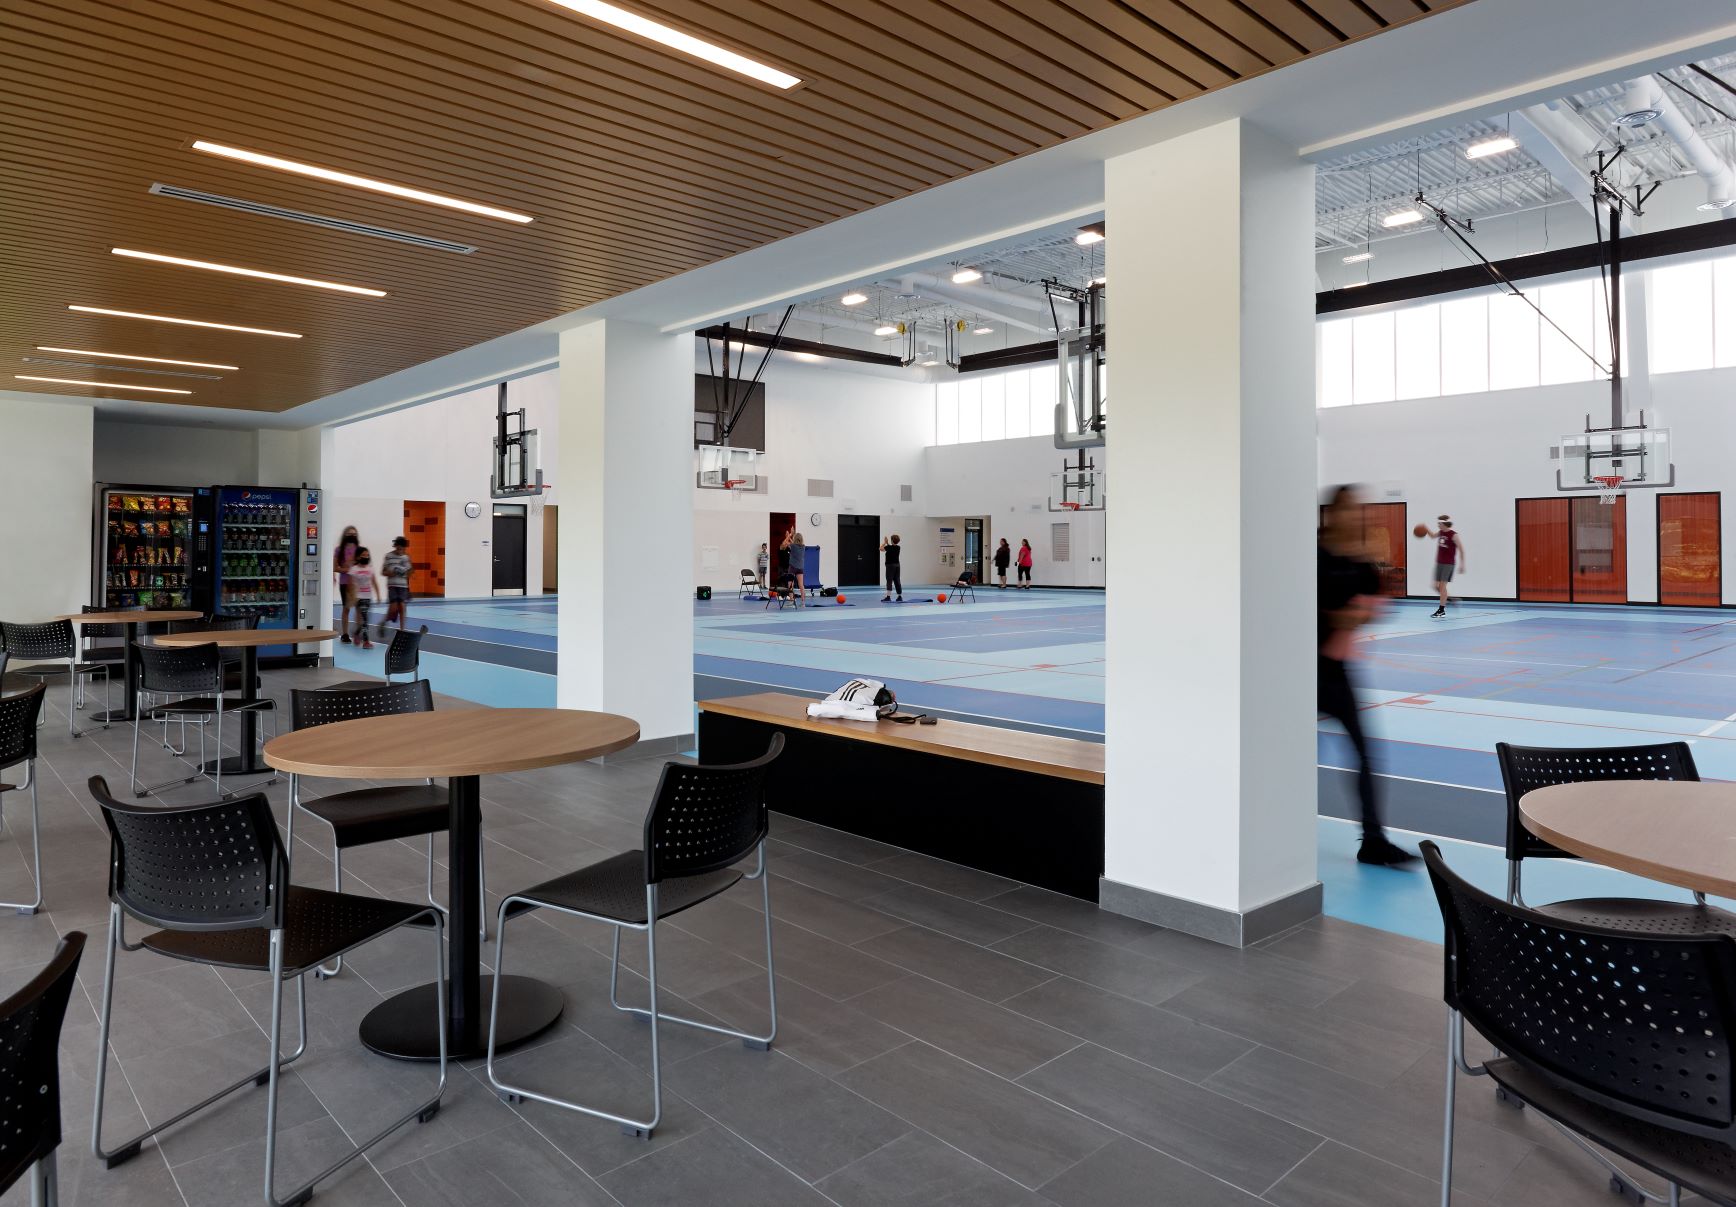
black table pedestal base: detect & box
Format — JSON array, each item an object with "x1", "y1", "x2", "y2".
[{"x1": 359, "y1": 974, "x2": 564, "y2": 1061}]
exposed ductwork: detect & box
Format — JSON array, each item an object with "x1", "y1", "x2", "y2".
[
  {"x1": 897, "y1": 277, "x2": 1048, "y2": 333},
  {"x1": 1620, "y1": 76, "x2": 1736, "y2": 214}
]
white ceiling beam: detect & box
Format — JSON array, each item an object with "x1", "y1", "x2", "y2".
[{"x1": 1510, "y1": 104, "x2": 1639, "y2": 233}]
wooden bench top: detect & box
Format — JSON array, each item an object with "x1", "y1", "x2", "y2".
[{"x1": 698, "y1": 692, "x2": 1104, "y2": 786}]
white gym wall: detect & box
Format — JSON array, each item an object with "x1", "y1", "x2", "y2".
[{"x1": 1318, "y1": 358, "x2": 1736, "y2": 604}]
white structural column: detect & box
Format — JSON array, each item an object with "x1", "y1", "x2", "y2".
[
  {"x1": 556, "y1": 319, "x2": 695, "y2": 743},
  {"x1": 1100, "y1": 119, "x2": 1321, "y2": 945}
]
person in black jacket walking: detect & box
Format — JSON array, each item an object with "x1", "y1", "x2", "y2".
[
  {"x1": 993, "y1": 538, "x2": 1012, "y2": 588},
  {"x1": 1320, "y1": 485, "x2": 1414, "y2": 867}
]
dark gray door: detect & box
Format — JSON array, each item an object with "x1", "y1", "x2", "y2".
[
  {"x1": 837, "y1": 514, "x2": 882, "y2": 586},
  {"x1": 492, "y1": 504, "x2": 527, "y2": 595}
]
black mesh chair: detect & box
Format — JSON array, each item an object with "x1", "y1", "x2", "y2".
[
  {"x1": 1426, "y1": 840, "x2": 1736, "y2": 1207},
  {"x1": 384, "y1": 624, "x2": 427, "y2": 682},
  {"x1": 0, "y1": 620, "x2": 113, "y2": 737},
  {"x1": 130, "y1": 642, "x2": 273, "y2": 799},
  {"x1": 286, "y1": 681, "x2": 485, "y2": 979},
  {"x1": 86, "y1": 776, "x2": 446, "y2": 1207},
  {"x1": 0, "y1": 931, "x2": 84, "y2": 1207},
  {"x1": 79, "y1": 604, "x2": 132, "y2": 709},
  {"x1": 0, "y1": 684, "x2": 46, "y2": 915},
  {"x1": 1494, "y1": 741, "x2": 1731, "y2": 936},
  {"x1": 328, "y1": 625, "x2": 429, "y2": 693},
  {"x1": 487, "y1": 735, "x2": 784, "y2": 1139}
]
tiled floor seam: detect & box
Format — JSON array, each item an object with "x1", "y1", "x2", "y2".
[{"x1": 1256, "y1": 1136, "x2": 1330, "y2": 1198}]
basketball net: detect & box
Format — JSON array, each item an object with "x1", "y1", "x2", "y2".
[
  {"x1": 1593, "y1": 474, "x2": 1624, "y2": 506},
  {"x1": 1060, "y1": 501, "x2": 1082, "y2": 511},
  {"x1": 722, "y1": 479, "x2": 746, "y2": 491}
]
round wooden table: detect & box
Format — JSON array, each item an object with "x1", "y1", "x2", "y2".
[
  {"x1": 264, "y1": 708, "x2": 641, "y2": 1061},
  {"x1": 56, "y1": 610, "x2": 202, "y2": 723},
  {"x1": 1519, "y1": 780, "x2": 1736, "y2": 899},
  {"x1": 157, "y1": 628, "x2": 339, "y2": 776}
]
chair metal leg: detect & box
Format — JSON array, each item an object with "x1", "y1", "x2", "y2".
[
  {"x1": 1441, "y1": 1012, "x2": 1457, "y2": 1207},
  {"x1": 489, "y1": 891, "x2": 663, "y2": 1137},
  {"x1": 607, "y1": 844, "x2": 778, "y2": 1050},
  {"x1": 316, "y1": 848, "x2": 345, "y2": 980},
  {"x1": 422, "y1": 833, "x2": 487, "y2": 945},
  {"x1": 0, "y1": 762, "x2": 42, "y2": 915},
  {"x1": 266, "y1": 912, "x2": 446, "y2": 1206},
  {"x1": 213, "y1": 701, "x2": 223, "y2": 799},
  {"x1": 94, "y1": 903, "x2": 309, "y2": 1170},
  {"x1": 28, "y1": 1150, "x2": 55, "y2": 1207}
]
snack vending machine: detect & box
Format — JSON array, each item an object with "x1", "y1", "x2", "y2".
[
  {"x1": 94, "y1": 485, "x2": 197, "y2": 610},
  {"x1": 209, "y1": 486, "x2": 302, "y2": 662}
]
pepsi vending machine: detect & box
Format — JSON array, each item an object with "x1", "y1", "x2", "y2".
[{"x1": 205, "y1": 486, "x2": 305, "y2": 663}]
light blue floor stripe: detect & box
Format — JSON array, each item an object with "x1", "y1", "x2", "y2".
[{"x1": 332, "y1": 644, "x2": 554, "y2": 709}]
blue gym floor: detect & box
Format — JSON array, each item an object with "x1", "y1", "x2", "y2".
[{"x1": 335, "y1": 589, "x2": 1734, "y2": 939}]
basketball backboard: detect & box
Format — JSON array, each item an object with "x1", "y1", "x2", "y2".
[
  {"x1": 1554, "y1": 424, "x2": 1673, "y2": 493},
  {"x1": 1049, "y1": 467, "x2": 1104, "y2": 511},
  {"x1": 697, "y1": 445, "x2": 760, "y2": 491}
]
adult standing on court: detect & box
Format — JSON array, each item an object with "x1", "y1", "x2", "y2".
[
  {"x1": 1420, "y1": 515, "x2": 1465, "y2": 618},
  {"x1": 881, "y1": 534, "x2": 903, "y2": 603},
  {"x1": 788, "y1": 529, "x2": 806, "y2": 604},
  {"x1": 993, "y1": 538, "x2": 1012, "y2": 588},
  {"x1": 334, "y1": 525, "x2": 360, "y2": 645},
  {"x1": 1320, "y1": 485, "x2": 1414, "y2": 867},
  {"x1": 1015, "y1": 539, "x2": 1034, "y2": 589}
]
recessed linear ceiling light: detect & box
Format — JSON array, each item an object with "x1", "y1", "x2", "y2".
[
  {"x1": 1342, "y1": 251, "x2": 1374, "y2": 264},
  {"x1": 1465, "y1": 135, "x2": 1519, "y2": 160},
  {"x1": 543, "y1": 0, "x2": 800, "y2": 89},
  {"x1": 1075, "y1": 222, "x2": 1105, "y2": 245},
  {"x1": 950, "y1": 267, "x2": 983, "y2": 284},
  {"x1": 69, "y1": 305, "x2": 302, "y2": 338},
  {"x1": 972, "y1": 326, "x2": 993, "y2": 335},
  {"x1": 16, "y1": 374, "x2": 191, "y2": 394},
  {"x1": 36, "y1": 346, "x2": 239, "y2": 370},
  {"x1": 874, "y1": 324, "x2": 898, "y2": 336},
  {"x1": 840, "y1": 291, "x2": 867, "y2": 306},
  {"x1": 1381, "y1": 209, "x2": 1424, "y2": 228},
  {"x1": 111, "y1": 248, "x2": 386, "y2": 297},
  {"x1": 190, "y1": 140, "x2": 533, "y2": 224}
]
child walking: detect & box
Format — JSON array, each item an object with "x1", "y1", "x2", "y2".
[
  {"x1": 350, "y1": 548, "x2": 381, "y2": 649},
  {"x1": 381, "y1": 536, "x2": 412, "y2": 637}
]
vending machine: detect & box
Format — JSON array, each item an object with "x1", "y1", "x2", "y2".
[
  {"x1": 93, "y1": 484, "x2": 198, "y2": 610},
  {"x1": 208, "y1": 486, "x2": 301, "y2": 662}
]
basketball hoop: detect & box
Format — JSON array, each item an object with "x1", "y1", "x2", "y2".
[
  {"x1": 722, "y1": 479, "x2": 746, "y2": 491},
  {"x1": 1060, "y1": 501, "x2": 1082, "y2": 511},
  {"x1": 1594, "y1": 474, "x2": 1624, "y2": 505}
]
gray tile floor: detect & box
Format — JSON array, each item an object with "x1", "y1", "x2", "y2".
[{"x1": 0, "y1": 665, "x2": 1689, "y2": 1205}]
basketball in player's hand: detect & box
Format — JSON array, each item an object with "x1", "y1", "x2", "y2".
[{"x1": 1413, "y1": 523, "x2": 1429, "y2": 538}]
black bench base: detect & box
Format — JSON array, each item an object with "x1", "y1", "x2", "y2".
[{"x1": 699, "y1": 711, "x2": 1104, "y2": 901}]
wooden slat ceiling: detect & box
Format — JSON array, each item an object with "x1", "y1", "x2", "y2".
[{"x1": 0, "y1": 0, "x2": 1466, "y2": 413}]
